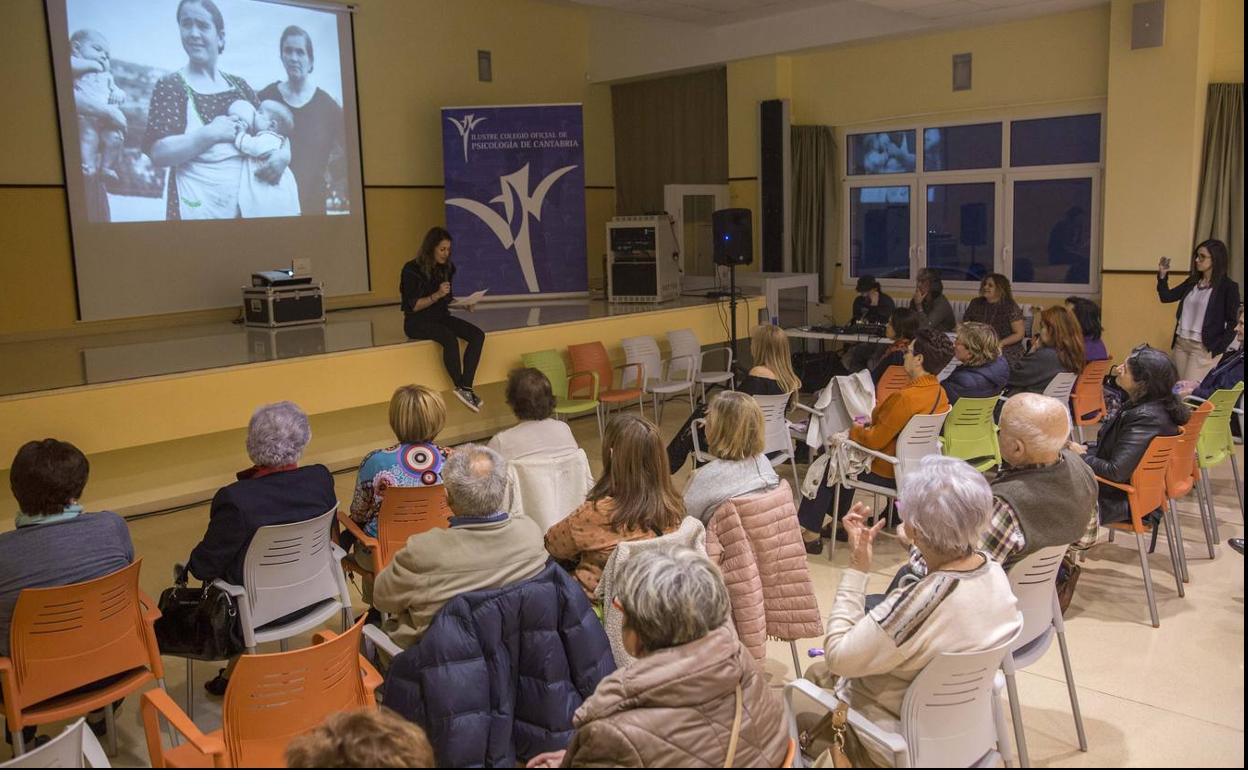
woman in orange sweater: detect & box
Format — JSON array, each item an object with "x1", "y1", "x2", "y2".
[{"x1": 798, "y1": 329, "x2": 955, "y2": 554}]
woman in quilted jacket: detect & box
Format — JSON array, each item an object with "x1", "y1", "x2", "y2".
[{"x1": 526, "y1": 545, "x2": 789, "y2": 768}]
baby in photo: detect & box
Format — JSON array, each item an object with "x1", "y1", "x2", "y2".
[
  {"x1": 70, "y1": 29, "x2": 127, "y2": 182},
  {"x1": 227, "y1": 99, "x2": 301, "y2": 218}
]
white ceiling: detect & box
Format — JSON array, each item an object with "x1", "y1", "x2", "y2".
[{"x1": 569, "y1": 0, "x2": 1101, "y2": 27}]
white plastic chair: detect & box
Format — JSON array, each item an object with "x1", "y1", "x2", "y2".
[
  {"x1": 695, "y1": 393, "x2": 801, "y2": 491},
  {"x1": 783, "y1": 628, "x2": 1021, "y2": 768},
  {"x1": 1001, "y1": 546, "x2": 1087, "y2": 768},
  {"x1": 621, "y1": 335, "x2": 696, "y2": 421},
  {"x1": 667, "y1": 328, "x2": 734, "y2": 404},
  {"x1": 503, "y1": 449, "x2": 595, "y2": 532},
  {"x1": 184, "y1": 507, "x2": 352, "y2": 717},
  {"x1": 0, "y1": 718, "x2": 109, "y2": 768},
  {"x1": 793, "y1": 378, "x2": 854, "y2": 450},
  {"x1": 827, "y1": 409, "x2": 951, "y2": 558}
]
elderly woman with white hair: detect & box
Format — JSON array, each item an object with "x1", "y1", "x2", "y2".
[
  {"x1": 186, "y1": 400, "x2": 336, "y2": 695},
  {"x1": 526, "y1": 545, "x2": 789, "y2": 768},
  {"x1": 802, "y1": 456, "x2": 1022, "y2": 767}
]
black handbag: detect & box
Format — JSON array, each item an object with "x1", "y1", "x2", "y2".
[{"x1": 154, "y1": 573, "x2": 246, "y2": 661}]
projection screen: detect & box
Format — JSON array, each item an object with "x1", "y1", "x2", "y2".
[{"x1": 44, "y1": 0, "x2": 369, "y2": 320}]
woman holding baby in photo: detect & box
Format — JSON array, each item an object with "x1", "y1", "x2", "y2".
[{"x1": 142, "y1": 0, "x2": 296, "y2": 220}]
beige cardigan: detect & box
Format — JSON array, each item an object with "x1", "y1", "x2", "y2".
[{"x1": 373, "y1": 513, "x2": 549, "y2": 649}]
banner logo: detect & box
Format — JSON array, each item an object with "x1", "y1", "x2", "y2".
[
  {"x1": 447, "y1": 114, "x2": 487, "y2": 163},
  {"x1": 446, "y1": 163, "x2": 577, "y2": 293}
]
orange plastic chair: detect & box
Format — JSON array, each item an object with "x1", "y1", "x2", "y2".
[
  {"x1": 140, "y1": 617, "x2": 382, "y2": 768},
  {"x1": 1095, "y1": 433, "x2": 1183, "y2": 628},
  {"x1": 337, "y1": 484, "x2": 451, "y2": 579},
  {"x1": 1165, "y1": 402, "x2": 1214, "y2": 570},
  {"x1": 0, "y1": 560, "x2": 167, "y2": 757},
  {"x1": 568, "y1": 341, "x2": 645, "y2": 421},
  {"x1": 874, "y1": 365, "x2": 911, "y2": 406},
  {"x1": 1071, "y1": 358, "x2": 1114, "y2": 440}
]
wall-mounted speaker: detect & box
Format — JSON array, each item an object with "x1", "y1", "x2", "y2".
[
  {"x1": 1131, "y1": 0, "x2": 1165, "y2": 50},
  {"x1": 713, "y1": 208, "x2": 753, "y2": 266}
]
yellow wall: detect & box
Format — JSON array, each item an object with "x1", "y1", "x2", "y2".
[
  {"x1": 1212, "y1": 0, "x2": 1245, "y2": 82},
  {"x1": 0, "y1": 0, "x2": 615, "y2": 336}
]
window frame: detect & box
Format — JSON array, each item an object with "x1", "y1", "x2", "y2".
[{"x1": 842, "y1": 180, "x2": 918, "y2": 283}]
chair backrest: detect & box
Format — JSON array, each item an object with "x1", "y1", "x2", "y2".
[
  {"x1": 1197, "y1": 382, "x2": 1245, "y2": 468},
  {"x1": 899, "y1": 627, "x2": 1020, "y2": 767},
  {"x1": 666, "y1": 328, "x2": 701, "y2": 379},
  {"x1": 1006, "y1": 545, "x2": 1067, "y2": 653},
  {"x1": 1167, "y1": 402, "x2": 1212, "y2": 496},
  {"x1": 1122, "y1": 434, "x2": 1181, "y2": 529},
  {"x1": 222, "y1": 619, "x2": 379, "y2": 767},
  {"x1": 940, "y1": 396, "x2": 1000, "y2": 466},
  {"x1": 1041, "y1": 371, "x2": 1079, "y2": 403},
  {"x1": 621, "y1": 336, "x2": 663, "y2": 387},
  {"x1": 1071, "y1": 358, "x2": 1114, "y2": 425},
  {"x1": 875, "y1": 366, "x2": 911, "y2": 406},
  {"x1": 241, "y1": 507, "x2": 347, "y2": 629},
  {"x1": 754, "y1": 392, "x2": 794, "y2": 458},
  {"x1": 0, "y1": 718, "x2": 107, "y2": 769},
  {"x1": 508, "y1": 449, "x2": 595, "y2": 532},
  {"x1": 569, "y1": 341, "x2": 613, "y2": 396},
  {"x1": 950, "y1": 300, "x2": 970, "y2": 323},
  {"x1": 895, "y1": 409, "x2": 951, "y2": 483},
  {"x1": 377, "y1": 485, "x2": 452, "y2": 569},
  {"x1": 5, "y1": 560, "x2": 160, "y2": 709},
  {"x1": 521, "y1": 349, "x2": 570, "y2": 400}
]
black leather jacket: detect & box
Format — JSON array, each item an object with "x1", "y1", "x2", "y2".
[{"x1": 1085, "y1": 400, "x2": 1184, "y2": 525}]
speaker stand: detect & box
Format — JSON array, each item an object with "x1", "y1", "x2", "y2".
[{"x1": 728, "y1": 263, "x2": 743, "y2": 377}]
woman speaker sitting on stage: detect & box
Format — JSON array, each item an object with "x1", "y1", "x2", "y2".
[{"x1": 400, "y1": 227, "x2": 487, "y2": 412}]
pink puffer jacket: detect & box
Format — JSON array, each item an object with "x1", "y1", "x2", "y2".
[{"x1": 704, "y1": 480, "x2": 822, "y2": 661}]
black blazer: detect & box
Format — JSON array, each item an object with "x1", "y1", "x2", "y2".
[
  {"x1": 1157, "y1": 274, "x2": 1242, "y2": 355},
  {"x1": 1084, "y1": 400, "x2": 1184, "y2": 525},
  {"x1": 188, "y1": 465, "x2": 337, "y2": 586}
]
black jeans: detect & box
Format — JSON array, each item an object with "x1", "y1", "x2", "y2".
[
  {"x1": 797, "y1": 464, "x2": 896, "y2": 533},
  {"x1": 405, "y1": 315, "x2": 485, "y2": 389}
]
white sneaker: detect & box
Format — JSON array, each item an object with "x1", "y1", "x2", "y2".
[{"x1": 453, "y1": 387, "x2": 480, "y2": 412}]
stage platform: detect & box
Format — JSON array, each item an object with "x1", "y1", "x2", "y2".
[{"x1": 0, "y1": 295, "x2": 757, "y2": 520}]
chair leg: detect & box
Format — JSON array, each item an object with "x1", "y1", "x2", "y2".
[
  {"x1": 186, "y1": 658, "x2": 194, "y2": 719},
  {"x1": 1135, "y1": 531, "x2": 1160, "y2": 628},
  {"x1": 1195, "y1": 475, "x2": 1217, "y2": 558},
  {"x1": 1168, "y1": 501, "x2": 1190, "y2": 583},
  {"x1": 12, "y1": 728, "x2": 25, "y2": 756},
  {"x1": 1161, "y1": 512, "x2": 1184, "y2": 597},
  {"x1": 1232, "y1": 454, "x2": 1244, "y2": 515},
  {"x1": 789, "y1": 455, "x2": 801, "y2": 497},
  {"x1": 993, "y1": 679, "x2": 1019, "y2": 769},
  {"x1": 829, "y1": 485, "x2": 842, "y2": 561},
  {"x1": 279, "y1": 638, "x2": 290, "y2": 652},
  {"x1": 789, "y1": 640, "x2": 803, "y2": 677},
  {"x1": 1107, "y1": 529, "x2": 1115, "y2": 543},
  {"x1": 1003, "y1": 666, "x2": 1031, "y2": 768},
  {"x1": 1056, "y1": 629, "x2": 1088, "y2": 752},
  {"x1": 1201, "y1": 473, "x2": 1222, "y2": 541},
  {"x1": 103, "y1": 695, "x2": 119, "y2": 757}
]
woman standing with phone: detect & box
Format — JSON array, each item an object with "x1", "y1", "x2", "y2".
[
  {"x1": 1157, "y1": 240, "x2": 1241, "y2": 382},
  {"x1": 401, "y1": 227, "x2": 487, "y2": 412}
]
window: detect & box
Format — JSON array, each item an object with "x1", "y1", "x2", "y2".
[
  {"x1": 1010, "y1": 114, "x2": 1101, "y2": 167},
  {"x1": 924, "y1": 123, "x2": 1002, "y2": 171},
  {"x1": 843, "y1": 111, "x2": 1102, "y2": 293},
  {"x1": 924, "y1": 182, "x2": 996, "y2": 281},
  {"x1": 847, "y1": 131, "x2": 917, "y2": 175},
  {"x1": 849, "y1": 186, "x2": 911, "y2": 279},
  {"x1": 1009, "y1": 177, "x2": 1095, "y2": 286}
]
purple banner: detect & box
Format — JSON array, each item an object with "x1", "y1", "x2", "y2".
[{"x1": 441, "y1": 104, "x2": 587, "y2": 296}]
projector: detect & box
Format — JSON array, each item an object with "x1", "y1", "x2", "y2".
[{"x1": 252, "y1": 269, "x2": 313, "y2": 287}]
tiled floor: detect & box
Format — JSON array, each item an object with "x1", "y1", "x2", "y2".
[{"x1": 3, "y1": 400, "x2": 1243, "y2": 767}]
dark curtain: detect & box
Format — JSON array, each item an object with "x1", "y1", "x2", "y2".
[
  {"x1": 791, "y1": 125, "x2": 835, "y2": 297},
  {"x1": 1193, "y1": 83, "x2": 1244, "y2": 289},
  {"x1": 611, "y1": 67, "x2": 728, "y2": 215}
]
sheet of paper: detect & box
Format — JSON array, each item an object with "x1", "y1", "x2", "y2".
[{"x1": 450, "y1": 289, "x2": 488, "y2": 307}]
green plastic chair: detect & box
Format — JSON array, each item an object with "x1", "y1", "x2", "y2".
[
  {"x1": 521, "y1": 349, "x2": 602, "y2": 438},
  {"x1": 940, "y1": 396, "x2": 1002, "y2": 472},
  {"x1": 1188, "y1": 382, "x2": 1244, "y2": 528}
]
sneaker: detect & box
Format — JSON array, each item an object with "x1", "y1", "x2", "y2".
[
  {"x1": 452, "y1": 387, "x2": 480, "y2": 413},
  {"x1": 1230, "y1": 538, "x2": 1244, "y2": 556},
  {"x1": 803, "y1": 537, "x2": 824, "y2": 556}
]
